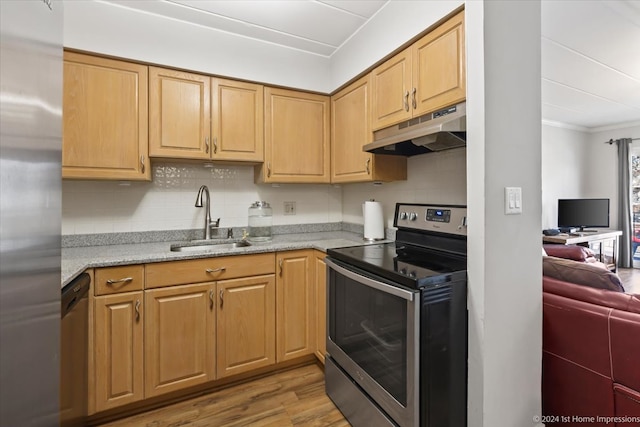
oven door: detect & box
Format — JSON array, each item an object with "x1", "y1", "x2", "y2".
[{"x1": 326, "y1": 257, "x2": 419, "y2": 427}]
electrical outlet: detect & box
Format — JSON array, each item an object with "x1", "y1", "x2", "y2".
[{"x1": 284, "y1": 201, "x2": 296, "y2": 215}]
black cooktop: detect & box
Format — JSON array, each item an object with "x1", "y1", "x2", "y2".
[{"x1": 327, "y1": 241, "x2": 467, "y2": 289}]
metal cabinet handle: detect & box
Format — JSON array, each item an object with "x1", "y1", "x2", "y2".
[
  {"x1": 140, "y1": 155, "x2": 145, "y2": 173},
  {"x1": 404, "y1": 91, "x2": 410, "y2": 112},
  {"x1": 278, "y1": 259, "x2": 283, "y2": 277},
  {"x1": 206, "y1": 267, "x2": 226, "y2": 274},
  {"x1": 106, "y1": 277, "x2": 133, "y2": 285},
  {"x1": 267, "y1": 162, "x2": 271, "y2": 178},
  {"x1": 366, "y1": 158, "x2": 371, "y2": 175},
  {"x1": 412, "y1": 87, "x2": 417, "y2": 109},
  {"x1": 219, "y1": 289, "x2": 224, "y2": 308},
  {"x1": 209, "y1": 289, "x2": 215, "y2": 308},
  {"x1": 205, "y1": 136, "x2": 210, "y2": 154},
  {"x1": 213, "y1": 137, "x2": 218, "y2": 154},
  {"x1": 135, "y1": 300, "x2": 141, "y2": 321}
]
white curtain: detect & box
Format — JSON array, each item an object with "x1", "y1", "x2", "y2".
[{"x1": 617, "y1": 138, "x2": 633, "y2": 268}]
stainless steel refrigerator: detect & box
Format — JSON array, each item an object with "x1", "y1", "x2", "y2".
[{"x1": 0, "y1": 1, "x2": 63, "y2": 425}]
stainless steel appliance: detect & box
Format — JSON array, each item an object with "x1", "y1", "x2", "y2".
[
  {"x1": 60, "y1": 273, "x2": 90, "y2": 427},
  {"x1": 0, "y1": 1, "x2": 63, "y2": 425},
  {"x1": 326, "y1": 203, "x2": 468, "y2": 427},
  {"x1": 364, "y1": 102, "x2": 466, "y2": 156}
]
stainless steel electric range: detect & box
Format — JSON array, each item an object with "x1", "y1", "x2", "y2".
[{"x1": 325, "y1": 203, "x2": 468, "y2": 427}]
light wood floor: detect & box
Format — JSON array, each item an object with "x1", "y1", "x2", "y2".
[
  {"x1": 98, "y1": 363, "x2": 349, "y2": 427},
  {"x1": 618, "y1": 267, "x2": 640, "y2": 293}
]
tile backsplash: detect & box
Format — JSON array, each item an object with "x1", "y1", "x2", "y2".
[
  {"x1": 62, "y1": 150, "x2": 466, "y2": 236},
  {"x1": 62, "y1": 161, "x2": 342, "y2": 235}
]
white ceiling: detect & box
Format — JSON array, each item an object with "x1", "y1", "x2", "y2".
[{"x1": 106, "y1": 0, "x2": 640, "y2": 130}]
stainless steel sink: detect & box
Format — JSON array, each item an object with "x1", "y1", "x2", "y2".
[{"x1": 169, "y1": 239, "x2": 251, "y2": 252}]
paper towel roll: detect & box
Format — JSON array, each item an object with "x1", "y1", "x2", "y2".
[{"x1": 363, "y1": 200, "x2": 384, "y2": 241}]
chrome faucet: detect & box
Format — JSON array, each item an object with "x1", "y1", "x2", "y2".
[{"x1": 195, "y1": 185, "x2": 220, "y2": 239}]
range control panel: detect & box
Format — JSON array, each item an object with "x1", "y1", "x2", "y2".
[{"x1": 394, "y1": 203, "x2": 467, "y2": 236}]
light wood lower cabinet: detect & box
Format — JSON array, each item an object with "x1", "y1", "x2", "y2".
[
  {"x1": 144, "y1": 283, "x2": 216, "y2": 398},
  {"x1": 216, "y1": 275, "x2": 276, "y2": 378},
  {"x1": 90, "y1": 249, "x2": 327, "y2": 414},
  {"x1": 276, "y1": 250, "x2": 315, "y2": 362},
  {"x1": 93, "y1": 291, "x2": 144, "y2": 413},
  {"x1": 313, "y1": 251, "x2": 327, "y2": 363}
]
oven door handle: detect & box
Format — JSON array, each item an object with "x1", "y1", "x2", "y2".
[{"x1": 325, "y1": 258, "x2": 415, "y2": 301}]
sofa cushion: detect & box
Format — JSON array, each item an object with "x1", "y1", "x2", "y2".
[
  {"x1": 543, "y1": 244, "x2": 595, "y2": 262},
  {"x1": 543, "y1": 256, "x2": 624, "y2": 292}
]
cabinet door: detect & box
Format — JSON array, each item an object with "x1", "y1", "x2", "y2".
[
  {"x1": 331, "y1": 76, "x2": 407, "y2": 183},
  {"x1": 260, "y1": 87, "x2": 330, "y2": 183},
  {"x1": 149, "y1": 67, "x2": 211, "y2": 159},
  {"x1": 94, "y1": 291, "x2": 144, "y2": 412},
  {"x1": 63, "y1": 52, "x2": 149, "y2": 180},
  {"x1": 412, "y1": 10, "x2": 466, "y2": 116},
  {"x1": 211, "y1": 78, "x2": 264, "y2": 162},
  {"x1": 370, "y1": 48, "x2": 412, "y2": 131},
  {"x1": 331, "y1": 76, "x2": 373, "y2": 183},
  {"x1": 217, "y1": 275, "x2": 276, "y2": 378},
  {"x1": 145, "y1": 283, "x2": 215, "y2": 397},
  {"x1": 276, "y1": 250, "x2": 315, "y2": 362},
  {"x1": 313, "y1": 252, "x2": 327, "y2": 363}
]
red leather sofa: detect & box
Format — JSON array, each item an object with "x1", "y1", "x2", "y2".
[{"x1": 542, "y1": 275, "x2": 640, "y2": 426}]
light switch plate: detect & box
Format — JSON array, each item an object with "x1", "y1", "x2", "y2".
[{"x1": 505, "y1": 187, "x2": 522, "y2": 215}]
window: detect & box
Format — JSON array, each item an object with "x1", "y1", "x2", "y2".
[{"x1": 631, "y1": 145, "x2": 640, "y2": 264}]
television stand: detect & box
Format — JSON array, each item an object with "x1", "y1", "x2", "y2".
[{"x1": 543, "y1": 229, "x2": 622, "y2": 272}]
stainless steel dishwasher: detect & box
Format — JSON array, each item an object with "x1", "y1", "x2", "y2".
[{"x1": 60, "y1": 272, "x2": 90, "y2": 427}]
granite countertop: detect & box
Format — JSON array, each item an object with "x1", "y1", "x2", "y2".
[{"x1": 62, "y1": 230, "x2": 385, "y2": 288}]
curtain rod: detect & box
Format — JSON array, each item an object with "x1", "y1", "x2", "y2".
[{"x1": 604, "y1": 138, "x2": 640, "y2": 145}]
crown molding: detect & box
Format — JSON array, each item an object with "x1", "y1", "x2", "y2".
[
  {"x1": 588, "y1": 120, "x2": 640, "y2": 133},
  {"x1": 541, "y1": 119, "x2": 589, "y2": 132}
]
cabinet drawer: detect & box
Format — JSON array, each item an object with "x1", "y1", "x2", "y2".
[
  {"x1": 145, "y1": 253, "x2": 276, "y2": 289},
  {"x1": 95, "y1": 265, "x2": 144, "y2": 296}
]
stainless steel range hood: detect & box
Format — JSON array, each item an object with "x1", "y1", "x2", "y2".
[{"x1": 364, "y1": 102, "x2": 466, "y2": 156}]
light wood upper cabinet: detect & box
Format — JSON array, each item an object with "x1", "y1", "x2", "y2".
[
  {"x1": 276, "y1": 250, "x2": 315, "y2": 362},
  {"x1": 258, "y1": 88, "x2": 330, "y2": 183},
  {"x1": 370, "y1": 48, "x2": 413, "y2": 130},
  {"x1": 216, "y1": 274, "x2": 276, "y2": 378},
  {"x1": 370, "y1": 10, "x2": 465, "y2": 131},
  {"x1": 149, "y1": 67, "x2": 211, "y2": 159},
  {"x1": 149, "y1": 68, "x2": 264, "y2": 162},
  {"x1": 144, "y1": 283, "x2": 216, "y2": 398},
  {"x1": 331, "y1": 75, "x2": 407, "y2": 183},
  {"x1": 313, "y1": 251, "x2": 327, "y2": 363},
  {"x1": 412, "y1": 10, "x2": 465, "y2": 117},
  {"x1": 212, "y1": 78, "x2": 264, "y2": 162},
  {"x1": 93, "y1": 291, "x2": 144, "y2": 412},
  {"x1": 63, "y1": 52, "x2": 150, "y2": 180}
]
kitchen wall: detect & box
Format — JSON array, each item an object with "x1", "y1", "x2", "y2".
[
  {"x1": 63, "y1": 0, "x2": 331, "y2": 92},
  {"x1": 62, "y1": 162, "x2": 341, "y2": 235},
  {"x1": 342, "y1": 149, "x2": 467, "y2": 228}
]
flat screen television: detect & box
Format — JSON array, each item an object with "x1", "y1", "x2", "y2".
[{"x1": 557, "y1": 198, "x2": 610, "y2": 232}]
